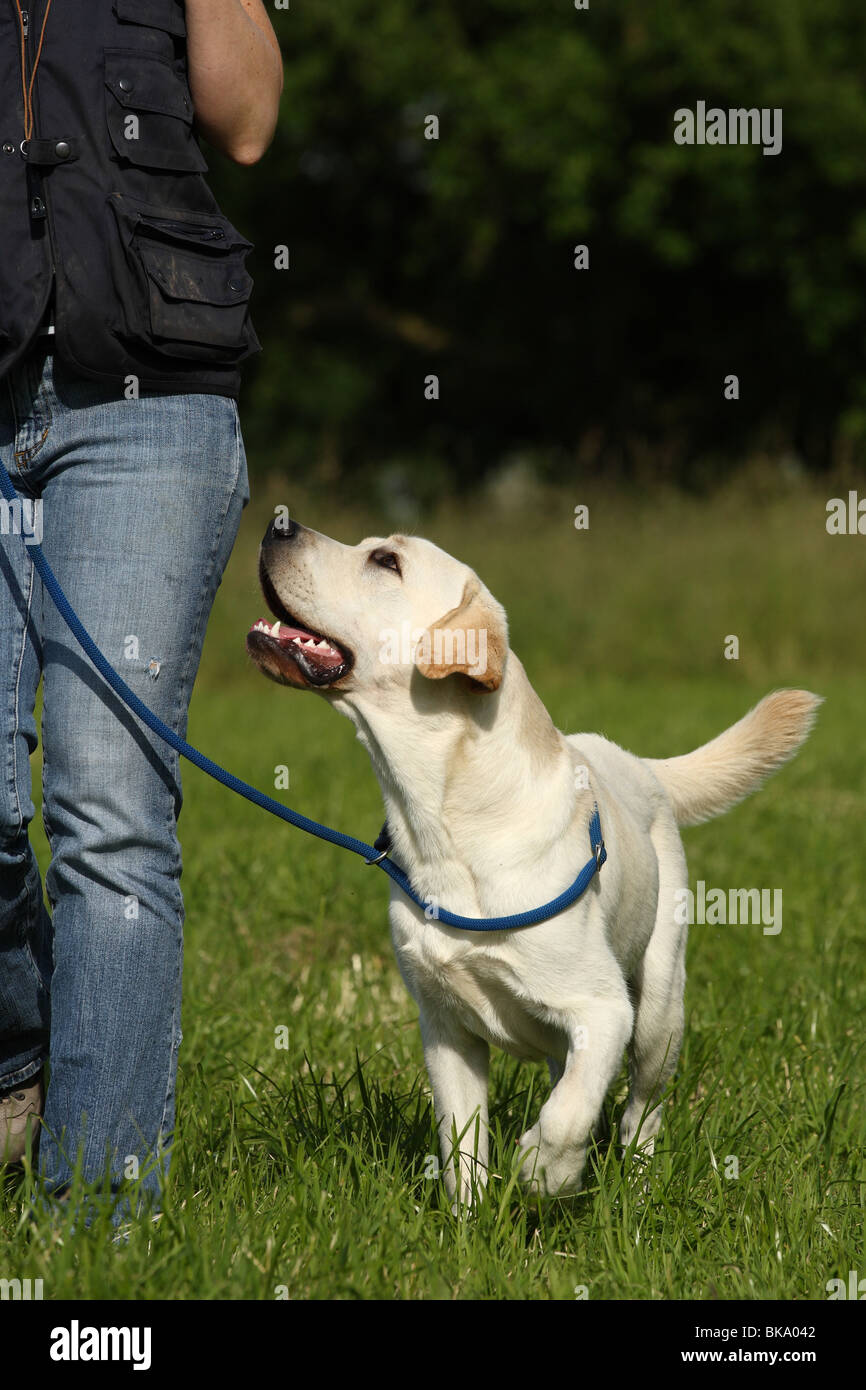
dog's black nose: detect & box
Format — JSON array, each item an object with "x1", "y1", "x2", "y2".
[{"x1": 265, "y1": 513, "x2": 299, "y2": 543}]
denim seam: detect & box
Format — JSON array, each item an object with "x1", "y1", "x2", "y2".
[
  {"x1": 13, "y1": 426, "x2": 51, "y2": 469},
  {"x1": 156, "y1": 977, "x2": 183, "y2": 1148},
  {"x1": 157, "y1": 400, "x2": 242, "y2": 1142},
  {"x1": 17, "y1": 862, "x2": 49, "y2": 997},
  {"x1": 11, "y1": 356, "x2": 53, "y2": 471},
  {"x1": 171, "y1": 400, "x2": 243, "y2": 739},
  {"x1": 10, "y1": 562, "x2": 49, "y2": 993},
  {"x1": 9, "y1": 557, "x2": 36, "y2": 840}
]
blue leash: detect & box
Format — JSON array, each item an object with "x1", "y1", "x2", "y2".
[{"x1": 0, "y1": 460, "x2": 606, "y2": 930}]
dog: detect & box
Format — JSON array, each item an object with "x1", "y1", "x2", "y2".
[{"x1": 247, "y1": 517, "x2": 820, "y2": 1202}]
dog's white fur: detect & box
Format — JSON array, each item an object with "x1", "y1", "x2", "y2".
[{"x1": 255, "y1": 525, "x2": 820, "y2": 1201}]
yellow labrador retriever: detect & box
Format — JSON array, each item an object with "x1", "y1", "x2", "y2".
[{"x1": 247, "y1": 518, "x2": 819, "y2": 1201}]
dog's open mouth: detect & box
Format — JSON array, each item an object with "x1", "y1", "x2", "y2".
[
  {"x1": 247, "y1": 617, "x2": 352, "y2": 687},
  {"x1": 246, "y1": 572, "x2": 353, "y2": 689}
]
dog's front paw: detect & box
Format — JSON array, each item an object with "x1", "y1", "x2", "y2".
[
  {"x1": 515, "y1": 1123, "x2": 543, "y2": 1189},
  {"x1": 617, "y1": 1112, "x2": 658, "y2": 1197},
  {"x1": 515, "y1": 1126, "x2": 585, "y2": 1198},
  {"x1": 448, "y1": 1179, "x2": 487, "y2": 1218},
  {"x1": 620, "y1": 1105, "x2": 660, "y2": 1162}
]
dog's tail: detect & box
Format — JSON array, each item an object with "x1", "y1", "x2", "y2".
[{"x1": 644, "y1": 689, "x2": 822, "y2": 828}]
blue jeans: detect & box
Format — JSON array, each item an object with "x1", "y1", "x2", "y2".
[{"x1": 0, "y1": 344, "x2": 249, "y2": 1210}]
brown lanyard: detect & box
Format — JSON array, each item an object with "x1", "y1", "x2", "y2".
[{"x1": 15, "y1": 0, "x2": 53, "y2": 143}]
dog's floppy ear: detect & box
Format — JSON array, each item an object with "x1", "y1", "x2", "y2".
[{"x1": 415, "y1": 580, "x2": 507, "y2": 692}]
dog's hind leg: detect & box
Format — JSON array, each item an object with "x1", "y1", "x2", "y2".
[{"x1": 620, "y1": 817, "x2": 688, "y2": 1153}]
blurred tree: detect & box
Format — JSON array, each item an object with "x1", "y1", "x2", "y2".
[{"x1": 205, "y1": 0, "x2": 866, "y2": 490}]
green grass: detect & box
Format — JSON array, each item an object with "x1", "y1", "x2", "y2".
[{"x1": 1, "y1": 474, "x2": 864, "y2": 1299}]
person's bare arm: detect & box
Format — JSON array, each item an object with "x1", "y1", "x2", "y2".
[{"x1": 184, "y1": 0, "x2": 283, "y2": 166}]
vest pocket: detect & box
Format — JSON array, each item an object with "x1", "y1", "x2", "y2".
[
  {"x1": 107, "y1": 194, "x2": 259, "y2": 363},
  {"x1": 105, "y1": 49, "x2": 207, "y2": 173}
]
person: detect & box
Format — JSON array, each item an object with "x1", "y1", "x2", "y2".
[{"x1": 0, "y1": 0, "x2": 282, "y2": 1220}]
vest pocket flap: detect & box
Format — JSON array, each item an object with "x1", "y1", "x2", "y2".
[
  {"x1": 140, "y1": 244, "x2": 252, "y2": 308},
  {"x1": 105, "y1": 52, "x2": 206, "y2": 172},
  {"x1": 113, "y1": 0, "x2": 186, "y2": 35},
  {"x1": 106, "y1": 194, "x2": 258, "y2": 359},
  {"x1": 105, "y1": 51, "x2": 193, "y2": 121}
]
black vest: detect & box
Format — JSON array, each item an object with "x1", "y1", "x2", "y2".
[{"x1": 0, "y1": 0, "x2": 260, "y2": 396}]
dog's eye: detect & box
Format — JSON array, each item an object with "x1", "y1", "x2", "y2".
[{"x1": 369, "y1": 548, "x2": 402, "y2": 577}]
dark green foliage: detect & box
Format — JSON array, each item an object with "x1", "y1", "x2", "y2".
[{"x1": 209, "y1": 0, "x2": 866, "y2": 487}]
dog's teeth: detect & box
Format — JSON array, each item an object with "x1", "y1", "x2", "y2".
[
  {"x1": 316, "y1": 640, "x2": 329, "y2": 649},
  {"x1": 303, "y1": 638, "x2": 316, "y2": 647},
  {"x1": 292, "y1": 636, "x2": 302, "y2": 645},
  {"x1": 271, "y1": 621, "x2": 281, "y2": 636}
]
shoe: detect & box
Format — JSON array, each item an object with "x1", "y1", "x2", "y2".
[{"x1": 0, "y1": 1070, "x2": 44, "y2": 1165}]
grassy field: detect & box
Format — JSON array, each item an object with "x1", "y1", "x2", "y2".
[{"x1": 2, "y1": 471, "x2": 864, "y2": 1300}]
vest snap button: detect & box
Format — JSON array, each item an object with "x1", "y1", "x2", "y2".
[
  {"x1": 2, "y1": 143, "x2": 13, "y2": 154},
  {"x1": 118, "y1": 77, "x2": 134, "y2": 93},
  {"x1": 55, "y1": 141, "x2": 71, "y2": 159}
]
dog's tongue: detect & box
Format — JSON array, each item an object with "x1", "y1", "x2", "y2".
[{"x1": 249, "y1": 618, "x2": 345, "y2": 669}]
